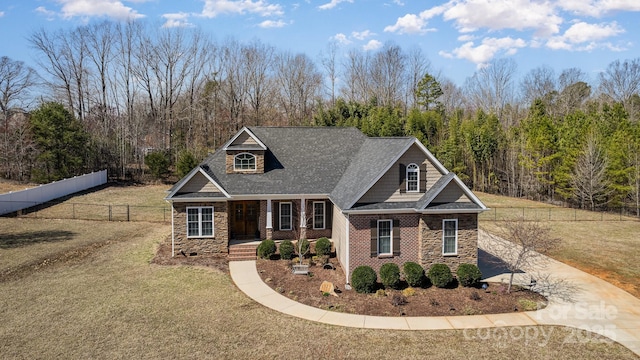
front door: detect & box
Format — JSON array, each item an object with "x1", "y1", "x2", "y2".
[{"x1": 231, "y1": 201, "x2": 259, "y2": 240}]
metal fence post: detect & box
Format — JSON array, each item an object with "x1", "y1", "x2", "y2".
[
  {"x1": 127, "y1": 205, "x2": 130, "y2": 222},
  {"x1": 109, "y1": 205, "x2": 112, "y2": 221}
]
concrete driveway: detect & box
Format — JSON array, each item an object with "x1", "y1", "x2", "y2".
[{"x1": 479, "y1": 230, "x2": 640, "y2": 356}]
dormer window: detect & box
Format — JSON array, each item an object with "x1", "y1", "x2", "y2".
[
  {"x1": 406, "y1": 163, "x2": 419, "y2": 192},
  {"x1": 234, "y1": 153, "x2": 256, "y2": 171}
]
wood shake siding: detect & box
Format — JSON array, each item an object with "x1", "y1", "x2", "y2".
[
  {"x1": 179, "y1": 172, "x2": 223, "y2": 194},
  {"x1": 359, "y1": 144, "x2": 443, "y2": 203},
  {"x1": 432, "y1": 182, "x2": 472, "y2": 203},
  {"x1": 172, "y1": 202, "x2": 229, "y2": 256},
  {"x1": 232, "y1": 131, "x2": 258, "y2": 145}
]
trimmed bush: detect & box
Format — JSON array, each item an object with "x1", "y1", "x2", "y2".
[
  {"x1": 351, "y1": 265, "x2": 377, "y2": 294},
  {"x1": 457, "y1": 263, "x2": 482, "y2": 287},
  {"x1": 427, "y1": 263, "x2": 453, "y2": 288},
  {"x1": 278, "y1": 240, "x2": 294, "y2": 260},
  {"x1": 315, "y1": 237, "x2": 331, "y2": 256},
  {"x1": 257, "y1": 239, "x2": 276, "y2": 259},
  {"x1": 296, "y1": 239, "x2": 310, "y2": 257},
  {"x1": 379, "y1": 263, "x2": 401, "y2": 289},
  {"x1": 403, "y1": 261, "x2": 425, "y2": 287}
]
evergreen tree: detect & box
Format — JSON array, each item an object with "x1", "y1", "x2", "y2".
[{"x1": 29, "y1": 102, "x2": 88, "y2": 183}]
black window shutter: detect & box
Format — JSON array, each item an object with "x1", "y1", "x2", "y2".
[
  {"x1": 420, "y1": 168, "x2": 427, "y2": 193},
  {"x1": 325, "y1": 201, "x2": 333, "y2": 229},
  {"x1": 399, "y1": 163, "x2": 406, "y2": 193},
  {"x1": 273, "y1": 201, "x2": 279, "y2": 230},
  {"x1": 370, "y1": 220, "x2": 378, "y2": 257},
  {"x1": 392, "y1": 219, "x2": 401, "y2": 256}
]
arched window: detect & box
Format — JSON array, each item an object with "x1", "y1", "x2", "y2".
[
  {"x1": 406, "y1": 163, "x2": 419, "y2": 192},
  {"x1": 234, "y1": 153, "x2": 256, "y2": 171}
]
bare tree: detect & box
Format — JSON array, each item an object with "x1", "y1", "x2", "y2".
[
  {"x1": 405, "y1": 46, "x2": 431, "y2": 110},
  {"x1": 319, "y1": 41, "x2": 339, "y2": 107},
  {"x1": 341, "y1": 49, "x2": 370, "y2": 104},
  {"x1": 0, "y1": 57, "x2": 38, "y2": 179},
  {"x1": 439, "y1": 77, "x2": 464, "y2": 115},
  {"x1": 464, "y1": 58, "x2": 517, "y2": 121},
  {"x1": 485, "y1": 217, "x2": 557, "y2": 293},
  {"x1": 520, "y1": 65, "x2": 556, "y2": 106},
  {"x1": 598, "y1": 58, "x2": 640, "y2": 104},
  {"x1": 572, "y1": 133, "x2": 611, "y2": 210},
  {"x1": 275, "y1": 51, "x2": 322, "y2": 125},
  {"x1": 243, "y1": 40, "x2": 275, "y2": 127},
  {"x1": 369, "y1": 43, "x2": 405, "y2": 107}
]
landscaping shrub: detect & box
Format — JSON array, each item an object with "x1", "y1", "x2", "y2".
[
  {"x1": 402, "y1": 261, "x2": 425, "y2": 287},
  {"x1": 314, "y1": 237, "x2": 331, "y2": 256},
  {"x1": 427, "y1": 263, "x2": 453, "y2": 288},
  {"x1": 296, "y1": 239, "x2": 310, "y2": 257},
  {"x1": 257, "y1": 239, "x2": 276, "y2": 259},
  {"x1": 278, "y1": 240, "x2": 294, "y2": 260},
  {"x1": 402, "y1": 287, "x2": 416, "y2": 297},
  {"x1": 351, "y1": 265, "x2": 377, "y2": 294},
  {"x1": 379, "y1": 263, "x2": 401, "y2": 289},
  {"x1": 456, "y1": 263, "x2": 482, "y2": 287}
]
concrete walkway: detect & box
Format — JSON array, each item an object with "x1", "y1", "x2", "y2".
[{"x1": 229, "y1": 231, "x2": 640, "y2": 356}]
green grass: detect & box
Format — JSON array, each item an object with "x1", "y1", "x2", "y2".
[
  {"x1": 477, "y1": 192, "x2": 640, "y2": 298},
  {"x1": 0, "y1": 218, "x2": 635, "y2": 359}
]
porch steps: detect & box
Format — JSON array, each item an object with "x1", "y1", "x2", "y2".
[{"x1": 228, "y1": 243, "x2": 258, "y2": 261}]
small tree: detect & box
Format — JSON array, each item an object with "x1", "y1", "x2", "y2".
[
  {"x1": 485, "y1": 217, "x2": 558, "y2": 293},
  {"x1": 176, "y1": 150, "x2": 199, "y2": 178},
  {"x1": 145, "y1": 151, "x2": 170, "y2": 179}
]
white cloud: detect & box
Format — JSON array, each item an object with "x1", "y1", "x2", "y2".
[
  {"x1": 331, "y1": 33, "x2": 351, "y2": 45},
  {"x1": 0, "y1": 11, "x2": 4, "y2": 18},
  {"x1": 55, "y1": 0, "x2": 144, "y2": 20},
  {"x1": 351, "y1": 30, "x2": 374, "y2": 40},
  {"x1": 35, "y1": 6, "x2": 57, "y2": 20},
  {"x1": 258, "y1": 19, "x2": 287, "y2": 28},
  {"x1": 441, "y1": 36, "x2": 526, "y2": 65},
  {"x1": 318, "y1": 0, "x2": 353, "y2": 11},
  {"x1": 546, "y1": 21, "x2": 624, "y2": 50},
  {"x1": 201, "y1": 0, "x2": 283, "y2": 18},
  {"x1": 384, "y1": 4, "x2": 448, "y2": 34},
  {"x1": 442, "y1": 0, "x2": 562, "y2": 37},
  {"x1": 162, "y1": 13, "x2": 193, "y2": 28},
  {"x1": 362, "y1": 39, "x2": 382, "y2": 51},
  {"x1": 559, "y1": 0, "x2": 640, "y2": 17},
  {"x1": 457, "y1": 34, "x2": 475, "y2": 41}
]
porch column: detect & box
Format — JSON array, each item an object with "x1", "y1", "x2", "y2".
[
  {"x1": 266, "y1": 199, "x2": 273, "y2": 240},
  {"x1": 299, "y1": 197, "x2": 306, "y2": 240}
]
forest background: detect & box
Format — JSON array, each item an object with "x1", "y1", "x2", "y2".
[{"x1": 1, "y1": 21, "x2": 639, "y2": 215}]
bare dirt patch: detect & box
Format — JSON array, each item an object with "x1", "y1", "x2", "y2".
[{"x1": 256, "y1": 258, "x2": 547, "y2": 317}]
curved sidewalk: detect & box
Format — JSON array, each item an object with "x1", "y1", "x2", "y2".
[{"x1": 229, "y1": 234, "x2": 640, "y2": 357}]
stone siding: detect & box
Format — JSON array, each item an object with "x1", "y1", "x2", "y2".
[
  {"x1": 225, "y1": 150, "x2": 265, "y2": 174},
  {"x1": 172, "y1": 202, "x2": 229, "y2": 256},
  {"x1": 419, "y1": 213, "x2": 478, "y2": 273}
]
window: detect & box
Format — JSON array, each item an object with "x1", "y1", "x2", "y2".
[
  {"x1": 313, "y1": 201, "x2": 325, "y2": 229},
  {"x1": 279, "y1": 202, "x2": 292, "y2": 231},
  {"x1": 234, "y1": 153, "x2": 256, "y2": 170},
  {"x1": 406, "y1": 163, "x2": 419, "y2": 192},
  {"x1": 442, "y1": 219, "x2": 458, "y2": 255},
  {"x1": 378, "y1": 220, "x2": 393, "y2": 256},
  {"x1": 187, "y1": 207, "x2": 214, "y2": 237}
]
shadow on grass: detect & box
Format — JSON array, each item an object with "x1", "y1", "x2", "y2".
[{"x1": 0, "y1": 230, "x2": 76, "y2": 249}]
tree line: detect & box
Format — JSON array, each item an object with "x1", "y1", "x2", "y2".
[{"x1": 0, "y1": 20, "x2": 639, "y2": 214}]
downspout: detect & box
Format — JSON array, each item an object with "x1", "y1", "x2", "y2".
[
  {"x1": 345, "y1": 213, "x2": 350, "y2": 285},
  {"x1": 169, "y1": 200, "x2": 175, "y2": 257}
]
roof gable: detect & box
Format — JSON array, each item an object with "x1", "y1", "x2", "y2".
[
  {"x1": 417, "y1": 173, "x2": 486, "y2": 211},
  {"x1": 166, "y1": 166, "x2": 230, "y2": 199},
  {"x1": 223, "y1": 127, "x2": 267, "y2": 151}
]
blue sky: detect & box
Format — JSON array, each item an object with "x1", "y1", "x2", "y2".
[{"x1": 1, "y1": 0, "x2": 640, "y2": 85}]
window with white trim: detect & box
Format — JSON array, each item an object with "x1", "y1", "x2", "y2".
[
  {"x1": 378, "y1": 219, "x2": 393, "y2": 256},
  {"x1": 279, "y1": 202, "x2": 292, "y2": 231},
  {"x1": 442, "y1": 219, "x2": 458, "y2": 255},
  {"x1": 234, "y1": 153, "x2": 256, "y2": 170},
  {"x1": 406, "y1": 163, "x2": 419, "y2": 192},
  {"x1": 313, "y1": 201, "x2": 325, "y2": 229},
  {"x1": 187, "y1": 206, "x2": 214, "y2": 237}
]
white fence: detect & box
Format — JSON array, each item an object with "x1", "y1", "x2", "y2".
[{"x1": 0, "y1": 170, "x2": 107, "y2": 216}]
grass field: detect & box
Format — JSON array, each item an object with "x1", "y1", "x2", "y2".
[
  {"x1": 0, "y1": 217, "x2": 636, "y2": 359},
  {"x1": 477, "y1": 192, "x2": 640, "y2": 298}
]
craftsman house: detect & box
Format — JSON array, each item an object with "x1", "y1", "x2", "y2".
[{"x1": 165, "y1": 126, "x2": 488, "y2": 282}]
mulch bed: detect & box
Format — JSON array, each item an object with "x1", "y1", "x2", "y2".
[{"x1": 256, "y1": 257, "x2": 547, "y2": 317}]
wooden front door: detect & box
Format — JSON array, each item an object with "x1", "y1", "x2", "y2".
[{"x1": 231, "y1": 201, "x2": 260, "y2": 240}]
